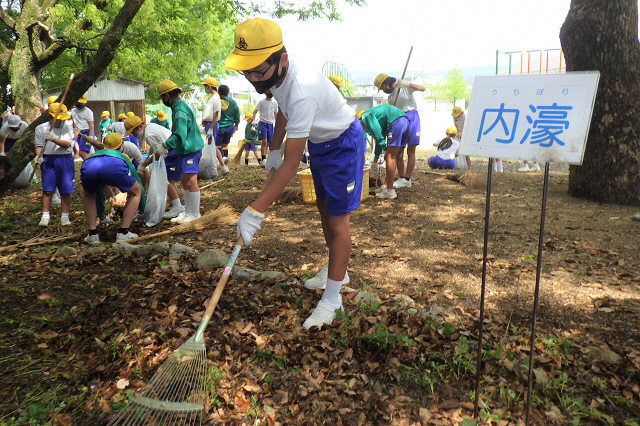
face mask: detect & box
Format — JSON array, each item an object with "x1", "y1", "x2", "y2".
[
  {"x1": 53, "y1": 122, "x2": 62, "y2": 128},
  {"x1": 136, "y1": 130, "x2": 145, "y2": 142},
  {"x1": 76, "y1": 103, "x2": 85, "y2": 109},
  {"x1": 250, "y1": 65, "x2": 286, "y2": 94},
  {"x1": 162, "y1": 97, "x2": 173, "y2": 107},
  {"x1": 9, "y1": 127, "x2": 19, "y2": 132},
  {"x1": 382, "y1": 86, "x2": 393, "y2": 95}
]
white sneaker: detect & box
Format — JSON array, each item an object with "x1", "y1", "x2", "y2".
[
  {"x1": 61, "y1": 217, "x2": 71, "y2": 226},
  {"x1": 303, "y1": 300, "x2": 343, "y2": 330},
  {"x1": 84, "y1": 234, "x2": 100, "y2": 244},
  {"x1": 376, "y1": 188, "x2": 397, "y2": 199},
  {"x1": 220, "y1": 165, "x2": 230, "y2": 175},
  {"x1": 393, "y1": 178, "x2": 411, "y2": 189},
  {"x1": 531, "y1": 163, "x2": 541, "y2": 172},
  {"x1": 51, "y1": 194, "x2": 61, "y2": 205},
  {"x1": 304, "y1": 264, "x2": 350, "y2": 290},
  {"x1": 116, "y1": 231, "x2": 139, "y2": 242},
  {"x1": 170, "y1": 212, "x2": 187, "y2": 223},
  {"x1": 176, "y1": 213, "x2": 199, "y2": 224},
  {"x1": 260, "y1": 159, "x2": 266, "y2": 167},
  {"x1": 375, "y1": 184, "x2": 387, "y2": 194},
  {"x1": 39, "y1": 217, "x2": 50, "y2": 226},
  {"x1": 133, "y1": 211, "x2": 146, "y2": 221},
  {"x1": 98, "y1": 215, "x2": 114, "y2": 225},
  {"x1": 517, "y1": 164, "x2": 530, "y2": 172},
  {"x1": 163, "y1": 205, "x2": 185, "y2": 219}
]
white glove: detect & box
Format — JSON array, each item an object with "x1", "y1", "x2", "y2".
[
  {"x1": 206, "y1": 129, "x2": 213, "y2": 138},
  {"x1": 237, "y1": 207, "x2": 265, "y2": 246},
  {"x1": 265, "y1": 150, "x2": 283, "y2": 173},
  {"x1": 152, "y1": 144, "x2": 167, "y2": 156},
  {"x1": 0, "y1": 152, "x2": 5, "y2": 156},
  {"x1": 397, "y1": 79, "x2": 410, "y2": 88},
  {"x1": 377, "y1": 153, "x2": 385, "y2": 164},
  {"x1": 35, "y1": 156, "x2": 44, "y2": 165},
  {"x1": 45, "y1": 131, "x2": 55, "y2": 141},
  {"x1": 137, "y1": 164, "x2": 146, "y2": 174}
]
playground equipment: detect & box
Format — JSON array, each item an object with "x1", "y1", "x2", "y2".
[
  {"x1": 495, "y1": 48, "x2": 566, "y2": 75},
  {"x1": 321, "y1": 61, "x2": 360, "y2": 97}
]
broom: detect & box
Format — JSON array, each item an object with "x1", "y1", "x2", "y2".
[
  {"x1": 121, "y1": 203, "x2": 237, "y2": 244},
  {"x1": 106, "y1": 237, "x2": 244, "y2": 426},
  {"x1": 229, "y1": 139, "x2": 246, "y2": 165}
]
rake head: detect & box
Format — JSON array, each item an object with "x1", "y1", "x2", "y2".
[{"x1": 106, "y1": 336, "x2": 209, "y2": 426}]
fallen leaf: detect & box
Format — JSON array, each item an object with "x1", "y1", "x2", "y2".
[
  {"x1": 40, "y1": 330, "x2": 59, "y2": 339},
  {"x1": 37, "y1": 292, "x2": 54, "y2": 300},
  {"x1": 116, "y1": 378, "x2": 129, "y2": 389},
  {"x1": 243, "y1": 384, "x2": 262, "y2": 393},
  {"x1": 168, "y1": 305, "x2": 177, "y2": 313}
]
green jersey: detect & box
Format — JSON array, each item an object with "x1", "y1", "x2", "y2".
[
  {"x1": 99, "y1": 118, "x2": 112, "y2": 135},
  {"x1": 151, "y1": 117, "x2": 170, "y2": 129},
  {"x1": 219, "y1": 95, "x2": 240, "y2": 130},
  {"x1": 244, "y1": 122, "x2": 260, "y2": 145},
  {"x1": 360, "y1": 104, "x2": 407, "y2": 146},
  {"x1": 162, "y1": 98, "x2": 204, "y2": 155}
]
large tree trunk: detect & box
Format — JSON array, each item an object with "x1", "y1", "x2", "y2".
[
  {"x1": 560, "y1": 0, "x2": 640, "y2": 206},
  {"x1": 0, "y1": 0, "x2": 146, "y2": 197}
]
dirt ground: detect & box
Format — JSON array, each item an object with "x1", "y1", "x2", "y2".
[{"x1": 1, "y1": 156, "x2": 640, "y2": 425}]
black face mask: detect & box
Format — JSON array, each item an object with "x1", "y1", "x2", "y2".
[
  {"x1": 76, "y1": 103, "x2": 86, "y2": 109},
  {"x1": 250, "y1": 65, "x2": 286, "y2": 94},
  {"x1": 161, "y1": 96, "x2": 173, "y2": 107},
  {"x1": 382, "y1": 86, "x2": 394, "y2": 95}
]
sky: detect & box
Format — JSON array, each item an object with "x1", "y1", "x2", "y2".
[{"x1": 263, "y1": 0, "x2": 571, "y2": 74}]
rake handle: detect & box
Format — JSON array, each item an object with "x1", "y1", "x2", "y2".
[
  {"x1": 392, "y1": 46, "x2": 413, "y2": 107},
  {"x1": 204, "y1": 237, "x2": 243, "y2": 318}
]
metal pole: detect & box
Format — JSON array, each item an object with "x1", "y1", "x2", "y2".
[
  {"x1": 474, "y1": 158, "x2": 494, "y2": 419},
  {"x1": 524, "y1": 162, "x2": 551, "y2": 425},
  {"x1": 495, "y1": 50, "x2": 499, "y2": 75}
]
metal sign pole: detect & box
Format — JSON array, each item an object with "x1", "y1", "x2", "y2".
[
  {"x1": 524, "y1": 161, "x2": 551, "y2": 425},
  {"x1": 473, "y1": 158, "x2": 494, "y2": 419}
]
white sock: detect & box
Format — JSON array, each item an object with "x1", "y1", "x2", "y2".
[
  {"x1": 321, "y1": 277, "x2": 343, "y2": 308},
  {"x1": 61, "y1": 212, "x2": 69, "y2": 221},
  {"x1": 492, "y1": 162, "x2": 498, "y2": 172},
  {"x1": 171, "y1": 198, "x2": 182, "y2": 208},
  {"x1": 497, "y1": 160, "x2": 503, "y2": 173},
  {"x1": 42, "y1": 211, "x2": 50, "y2": 220},
  {"x1": 191, "y1": 191, "x2": 201, "y2": 217}
]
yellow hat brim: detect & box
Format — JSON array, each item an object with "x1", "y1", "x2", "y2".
[
  {"x1": 51, "y1": 112, "x2": 71, "y2": 121},
  {"x1": 224, "y1": 50, "x2": 273, "y2": 71},
  {"x1": 77, "y1": 99, "x2": 88, "y2": 104}
]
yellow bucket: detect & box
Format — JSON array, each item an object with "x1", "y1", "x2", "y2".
[{"x1": 297, "y1": 166, "x2": 370, "y2": 204}]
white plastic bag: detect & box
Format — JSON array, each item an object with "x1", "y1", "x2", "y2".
[
  {"x1": 144, "y1": 155, "x2": 168, "y2": 227},
  {"x1": 198, "y1": 142, "x2": 218, "y2": 180},
  {"x1": 454, "y1": 155, "x2": 467, "y2": 170},
  {"x1": 10, "y1": 163, "x2": 36, "y2": 188}
]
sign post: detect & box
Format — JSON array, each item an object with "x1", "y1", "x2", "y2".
[{"x1": 461, "y1": 72, "x2": 600, "y2": 424}]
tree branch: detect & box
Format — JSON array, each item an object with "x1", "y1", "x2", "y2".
[{"x1": 0, "y1": 6, "x2": 16, "y2": 32}]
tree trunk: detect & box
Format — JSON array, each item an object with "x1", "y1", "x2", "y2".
[
  {"x1": 560, "y1": 0, "x2": 640, "y2": 206},
  {"x1": 0, "y1": 0, "x2": 146, "y2": 197}
]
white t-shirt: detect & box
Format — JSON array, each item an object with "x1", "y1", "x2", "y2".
[
  {"x1": 0, "y1": 121, "x2": 27, "y2": 139},
  {"x1": 453, "y1": 112, "x2": 465, "y2": 139},
  {"x1": 202, "y1": 93, "x2": 221, "y2": 123},
  {"x1": 255, "y1": 98, "x2": 278, "y2": 124},
  {"x1": 70, "y1": 107, "x2": 94, "y2": 131},
  {"x1": 35, "y1": 122, "x2": 74, "y2": 155},
  {"x1": 270, "y1": 57, "x2": 354, "y2": 143},
  {"x1": 436, "y1": 139, "x2": 460, "y2": 161},
  {"x1": 121, "y1": 141, "x2": 143, "y2": 164},
  {"x1": 112, "y1": 122, "x2": 126, "y2": 137},
  {"x1": 388, "y1": 86, "x2": 418, "y2": 112},
  {"x1": 141, "y1": 123, "x2": 171, "y2": 150}
]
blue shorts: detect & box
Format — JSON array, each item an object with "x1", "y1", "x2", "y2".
[
  {"x1": 176, "y1": 150, "x2": 202, "y2": 175},
  {"x1": 75, "y1": 129, "x2": 91, "y2": 152},
  {"x1": 308, "y1": 117, "x2": 365, "y2": 215},
  {"x1": 41, "y1": 154, "x2": 75, "y2": 193},
  {"x1": 165, "y1": 149, "x2": 180, "y2": 181},
  {"x1": 4, "y1": 137, "x2": 16, "y2": 153},
  {"x1": 258, "y1": 122, "x2": 274, "y2": 143},
  {"x1": 80, "y1": 155, "x2": 136, "y2": 194},
  {"x1": 405, "y1": 110, "x2": 421, "y2": 146},
  {"x1": 129, "y1": 135, "x2": 139, "y2": 148},
  {"x1": 428, "y1": 156, "x2": 456, "y2": 170},
  {"x1": 244, "y1": 142, "x2": 258, "y2": 152},
  {"x1": 215, "y1": 126, "x2": 234, "y2": 147},
  {"x1": 204, "y1": 121, "x2": 219, "y2": 143},
  {"x1": 386, "y1": 117, "x2": 409, "y2": 148}
]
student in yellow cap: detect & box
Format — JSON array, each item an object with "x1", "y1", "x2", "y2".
[
  {"x1": 241, "y1": 112, "x2": 261, "y2": 165},
  {"x1": 200, "y1": 76, "x2": 228, "y2": 174},
  {"x1": 98, "y1": 111, "x2": 112, "y2": 142},
  {"x1": 451, "y1": 106, "x2": 471, "y2": 170},
  {"x1": 69, "y1": 94, "x2": 95, "y2": 160},
  {"x1": 328, "y1": 75, "x2": 345, "y2": 97},
  {"x1": 428, "y1": 127, "x2": 460, "y2": 170},
  {"x1": 251, "y1": 89, "x2": 278, "y2": 164},
  {"x1": 109, "y1": 113, "x2": 127, "y2": 137},
  {"x1": 225, "y1": 17, "x2": 365, "y2": 331},
  {"x1": 374, "y1": 73, "x2": 425, "y2": 189},
  {"x1": 34, "y1": 103, "x2": 75, "y2": 227},
  {"x1": 150, "y1": 80, "x2": 204, "y2": 224},
  {"x1": 150, "y1": 110, "x2": 170, "y2": 129}
]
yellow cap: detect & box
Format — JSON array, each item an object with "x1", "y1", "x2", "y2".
[
  {"x1": 156, "y1": 80, "x2": 178, "y2": 98},
  {"x1": 355, "y1": 110, "x2": 364, "y2": 120},
  {"x1": 77, "y1": 94, "x2": 88, "y2": 104},
  {"x1": 224, "y1": 18, "x2": 284, "y2": 71},
  {"x1": 47, "y1": 95, "x2": 58, "y2": 106},
  {"x1": 446, "y1": 126, "x2": 458, "y2": 135},
  {"x1": 117, "y1": 113, "x2": 127, "y2": 120},
  {"x1": 374, "y1": 74, "x2": 389, "y2": 91},
  {"x1": 104, "y1": 133, "x2": 123, "y2": 150},
  {"x1": 243, "y1": 111, "x2": 254, "y2": 121},
  {"x1": 329, "y1": 75, "x2": 343, "y2": 87},
  {"x1": 201, "y1": 76, "x2": 218, "y2": 87},
  {"x1": 126, "y1": 111, "x2": 134, "y2": 118},
  {"x1": 157, "y1": 110, "x2": 166, "y2": 119},
  {"x1": 451, "y1": 106, "x2": 463, "y2": 118},
  {"x1": 101, "y1": 111, "x2": 110, "y2": 117},
  {"x1": 124, "y1": 115, "x2": 142, "y2": 136},
  {"x1": 48, "y1": 103, "x2": 71, "y2": 121}
]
